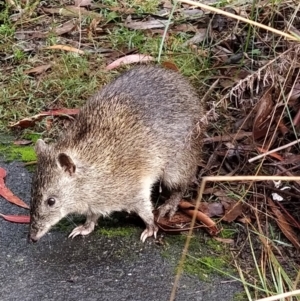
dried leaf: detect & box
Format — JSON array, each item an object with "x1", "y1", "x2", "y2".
[
  {"x1": 10, "y1": 108, "x2": 79, "y2": 129},
  {"x1": 172, "y1": 24, "x2": 197, "y2": 33},
  {"x1": 53, "y1": 20, "x2": 76, "y2": 36},
  {"x1": 0, "y1": 213, "x2": 30, "y2": 223},
  {"x1": 24, "y1": 64, "x2": 52, "y2": 75},
  {"x1": 183, "y1": 29, "x2": 207, "y2": 46},
  {"x1": 293, "y1": 109, "x2": 300, "y2": 126},
  {"x1": 44, "y1": 45, "x2": 84, "y2": 55},
  {"x1": 125, "y1": 16, "x2": 171, "y2": 30},
  {"x1": 276, "y1": 118, "x2": 289, "y2": 135},
  {"x1": 253, "y1": 87, "x2": 274, "y2": 140},
  {"x1": 288, "y1": 82, "x2": 300, "y2": 102},
  {"x1": 267, "y1": 198, "x2": 300, "y2": 250},
  {"x1": 75, "y1": 0, "x2": 92, "y2": 7},
  {"x1": 204, "y1": 202, "x2": 224, "y2": 217},
  {"x1": 43, "y1": 6, "x2": 102, "y2": 19},
  {"x1": 154, "y1": 210, "x2": 196, "y2": 232},
  {"x1": 0, "y1": 168, "x2": 29, "y2": 209},
  {"x1": 256, "y1": 147, "x2": 284, "y2": 161},
  {"x1": 179, "y1": 201, "x2": 220, "y2": 236},
  {"x1": 105, "y1": 54, "x2": 155, "y2": 70},
  {"x1": 237, "y1": 216, "x2": 251, "y2": 224},
  {"x1": 221, "y1": 200, "x2": 243, "y2": 223},
  {"x1": 89, "y1": 18, "x2": 101, "y2": 33},
  {"x1": 162, "y1": 61, "x2": 179, "y2": 71},
  {"x1": 13, "y1": 140, "x2": 32, "y2": 146},
  {"x1": 282, "y1": 154, "x2": 300, "y2": 165}
]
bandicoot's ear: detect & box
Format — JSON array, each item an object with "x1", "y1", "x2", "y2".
[
  {"x1": 35, "y1": 139, "x2": 48, "y2": 155},
  {"x1": 57, "y1": 153, "x2": 76, "y2": 175}
]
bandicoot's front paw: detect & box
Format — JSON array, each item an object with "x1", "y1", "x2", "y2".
[{"x1": 68, "y1": 222, "x2": 95, "y2": 239}]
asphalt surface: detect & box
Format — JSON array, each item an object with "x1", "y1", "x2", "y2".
[{"x1": 0, "y1": 160, "x2": 242, "y2": 301}]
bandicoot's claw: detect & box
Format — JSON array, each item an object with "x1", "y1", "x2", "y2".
[
  {"x1": 140, "y1": 225, "x2": 158, "y2": 243},
  {"x1": 68, "y1": 222, "x2": 96, "y2": 239}
]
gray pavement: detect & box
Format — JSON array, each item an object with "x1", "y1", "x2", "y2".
[{"x1": 0, "y1": 160, "x2": 242, "y2": 301}]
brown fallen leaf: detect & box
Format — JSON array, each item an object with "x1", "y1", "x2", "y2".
[
  {"x1": 256, "y1": 146, "x2": 284, "y2": 161},
  {"x1": 154, "y1": 210, "x2": 200, "y2": 233},
  {"x1": 53, "y1": 20, "x2": 76, "y2": 36},
  {"x1": 267, "y1": 198, "x2": 300, "y2": 250},
  {"x1": 24, "y1": 64, "x2": 52, "y2": 75},
  {"x1": 288, "y1": 82, "x2": 300, "y2": 103},
  {"x1": 13, "y1": 140, "x2": 32, "y2": 146},
  {"x1": 44, "y1": 45, "x2": 84, "y2": 55},
  {"x1": 183, "y1": 29, "x2": 207, "y2": 46},
  {"x1": 293, "y1": 109, "x2": 300, "y2": 126},
  {"x1": 43, "y1": 6, "x2": 102, "y2": 19},
  {"x1": 221, "y1": 200, "x2": 243, "y2": 223},
  {"x1": 10, "y1": 108, "x2": 80, "y2": 129},
  {"x1": 253, "y1": 87, "x2": 274, "y2": 140},
  {"x1": 125, "y1": 15, "x2": 171, "y2": 30},
  {"x1": 0, "y1": 168, "x2": 29, "y2": 209},
  {"x1": 237, "y1": 216, "x2": 251, "y2": 224},
  {"x1": 196, "y1": 201, "x2": 224, "y2": 217},
  {"x1": 178, "y1": 201, "x2": 220, "y2": 236},
  {"x1": 105, "y1": 54, "x2": 155, "y2": 70},
  {"x1": 0, "y1": 213, "x2": 30, "y2": 224},
  {"x1": 162, "y1": 61, "x2": 179, "y2": 71}
]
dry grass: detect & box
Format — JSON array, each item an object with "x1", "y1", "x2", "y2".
[{"x1": 1, "y1": 0, "x2": 300, "y2": 300}]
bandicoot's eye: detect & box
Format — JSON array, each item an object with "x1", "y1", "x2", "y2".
[{"x1": 47, "y1": 197, "x2": 56, "y2": 207}]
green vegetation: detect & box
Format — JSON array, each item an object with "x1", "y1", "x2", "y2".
[
  {"x1": 96, "y1": 226, "x2": 136, "y2": 238},
  {"x1": 184, "y1": 255, "x2": 228, "y2": 281},
  {"x1": 0, "y1": 144, "x2": 36, "y2": 162},
  {"x1": 162, "y1": 234, "x2": 233, "y2": 281}
]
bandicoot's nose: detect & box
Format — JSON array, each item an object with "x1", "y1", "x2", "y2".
[{"x1": 28, "y1": 232, "x2": 38, "y2": 243}]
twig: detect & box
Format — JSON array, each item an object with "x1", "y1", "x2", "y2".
[
  {"x1": 255, "y1": 289, "x2": 300, "y2": 301},
  {"x1": 248, "y1": 138, "x2": 300, "y2": 163},
  {"x1": 203, "y1": 132, "x2": 252, "y2": 144},
  {"x1": 178, "y1": 0, "x2": 299, "y2": 41}
]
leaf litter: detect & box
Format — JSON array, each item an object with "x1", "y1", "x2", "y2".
[
  {"x1": 1, "y1": 0, "x2": 300, "y2": 294},
  {"x1": 0, "y1": 167, "x2": 30, "y2": 224}
]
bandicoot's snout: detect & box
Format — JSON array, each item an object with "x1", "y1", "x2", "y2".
[
  {"x1": 28, "y1": 234, "x2": 38, "y2": 243},
  {"x1": 28, "y1": 228, "x2": 39, "y2": 243},
  {"x1": 28, "y1": 219, "x2": 43, "y2": 243}
]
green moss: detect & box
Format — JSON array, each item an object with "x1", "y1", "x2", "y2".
[
  {"x1": 162, "y1": 233, "x2": 234, "y2": 280},
  {"x1": 23, "y1": 132, "x2": 41, "y2": 143},
  {"x1": 220, "y1": 227, "x2": 237, "y2": 239},
  {"x1": 233, "y1": 292, "x2": 249, "y2": 301},
  {"x1": 97, "y1": 226, "x2": 135, "y2": 237},
  {"x1": 0, "y1": 144, "x2": 36, "y2": 162},
  {"x1": 183, "y1": 255, "x2": 227, "y2": 281},
  {"x1": 206, "y1": 238, "x2": 224, "y2": 252}
]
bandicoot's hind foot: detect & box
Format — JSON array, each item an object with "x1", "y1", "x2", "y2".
[
  {"x1": 140, "y1": 224, "x2": 158, "y2": 243},
  {"x1": 158, "y1": 191, "x2": 182, "y2": 219}
]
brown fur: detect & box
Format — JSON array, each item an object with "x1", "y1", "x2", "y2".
[{"x1": 29, "y1": 66, "x2": 206, "y2": 242}]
